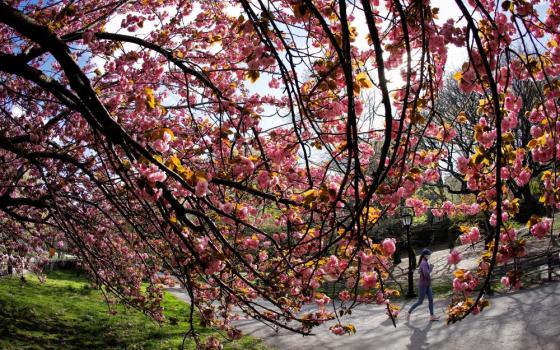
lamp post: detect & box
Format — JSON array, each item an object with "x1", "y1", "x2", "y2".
[{"x1": 402, "y1": 209, "x2": 416, "y2": 298}]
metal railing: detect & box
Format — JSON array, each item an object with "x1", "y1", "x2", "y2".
[{"x1": 490, "y1": 249, "x2": 560, "y2": 285}]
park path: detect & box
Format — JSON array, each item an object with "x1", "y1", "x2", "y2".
[
  {"x1": 391, "y1": 235, "x2": 555, "y2": 286},
  {"x1": 169, "y1": 281, "x2": 560, "y2": 350}
]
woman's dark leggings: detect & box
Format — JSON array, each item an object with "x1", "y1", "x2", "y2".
[{"x1": 408, "y1": 285, "x2": 434, "y2": 315}]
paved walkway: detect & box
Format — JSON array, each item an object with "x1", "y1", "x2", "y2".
[
  {"x1": 169, "y1": 282, "x2": 560, "y2": 350},
  {"x1": 391, "y1": 236, "x2": 555, "y2": 286}
]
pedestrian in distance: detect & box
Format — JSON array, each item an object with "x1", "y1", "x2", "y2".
[{"x1": 406, "y1": 248, "x2": 440, "y2": 322}]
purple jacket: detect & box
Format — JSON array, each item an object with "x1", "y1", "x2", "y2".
[{"x1": 418, "y1": 260, "x2": 433, "y2": 287}]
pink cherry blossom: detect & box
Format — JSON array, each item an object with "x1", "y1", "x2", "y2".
[
  {"x1": 330, "y1": 324, "x2": 345, "y2": 336},
  {"x1": 339, "y1": 290, "x2": 352, "y2": 302},
  {"x1": 530, "y1": 218, "x2": 552, "y2": 239},
  {"x1": 447, "y1": 249, "x2": 463, "y2": 265},
  {"x1": 361, "y1": 272, "x2": 378, "y2": 289},
  {"x1": 195, "y1": 178, "x2": 209, "y2": 197},
  {"x1": 501, "y1": 276, "x2": 511, "y2": 289},
  {"x1": 382, "y1": 238, "x2": 396, "y2": 256},
  {"x1": 460, "y1": 227, "x2": 481, "y2": 245}
]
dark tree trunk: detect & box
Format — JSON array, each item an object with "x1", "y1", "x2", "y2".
[
  {"x1": 515, "y1": 185, "x2": 545, "y2": 223},
  {"x1": 484, "y1": 219, "x2": 493, "y2": 247}
]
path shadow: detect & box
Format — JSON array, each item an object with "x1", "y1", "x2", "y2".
[{"x1": 406, "y1": 321, "x2": 433, "y2": 350}]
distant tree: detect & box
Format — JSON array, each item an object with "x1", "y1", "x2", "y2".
[{"x1": 430, "y1": 77, "x2": 548, "y2": 222}]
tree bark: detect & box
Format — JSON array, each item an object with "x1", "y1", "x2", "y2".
[{"x1": 516, "y1": 185, "x2": 545, "y2": 222}]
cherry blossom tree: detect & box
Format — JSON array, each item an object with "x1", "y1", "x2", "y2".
[
  {"x1": 1, "y1": 0, "x2": 560, "y2": 345},
  {"x1": 432, "y1": 76, "x2": 548, "y2": 222}
]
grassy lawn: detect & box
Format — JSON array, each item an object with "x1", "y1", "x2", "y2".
[{"x1": 0, "y1": 270, "x2": 268, "y2": 350}]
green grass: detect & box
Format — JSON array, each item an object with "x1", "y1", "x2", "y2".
[
  {"x1": 0, "y1": 270, "x2": 269, "y2": 350},
  {"x1": 429, "y1": 280, "x2": 455, "y2": 298},
  {"x1": 413, "y1": 214, "x2": 428, "y2": 225},
  {"x1": 509, "y1": 220, "x2": 524, "y2": 230},
  {"x1": 552, "y1": 213, "x2": 560, "y2": 232}
]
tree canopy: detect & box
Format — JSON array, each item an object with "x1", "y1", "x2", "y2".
[{"x1": 1, "y1": 0, "x2": 559, "y2": 345}]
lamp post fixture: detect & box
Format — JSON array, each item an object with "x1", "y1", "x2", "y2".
[{"x1": 402, "y1": 209, "x2": 416, "y2": 298}]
